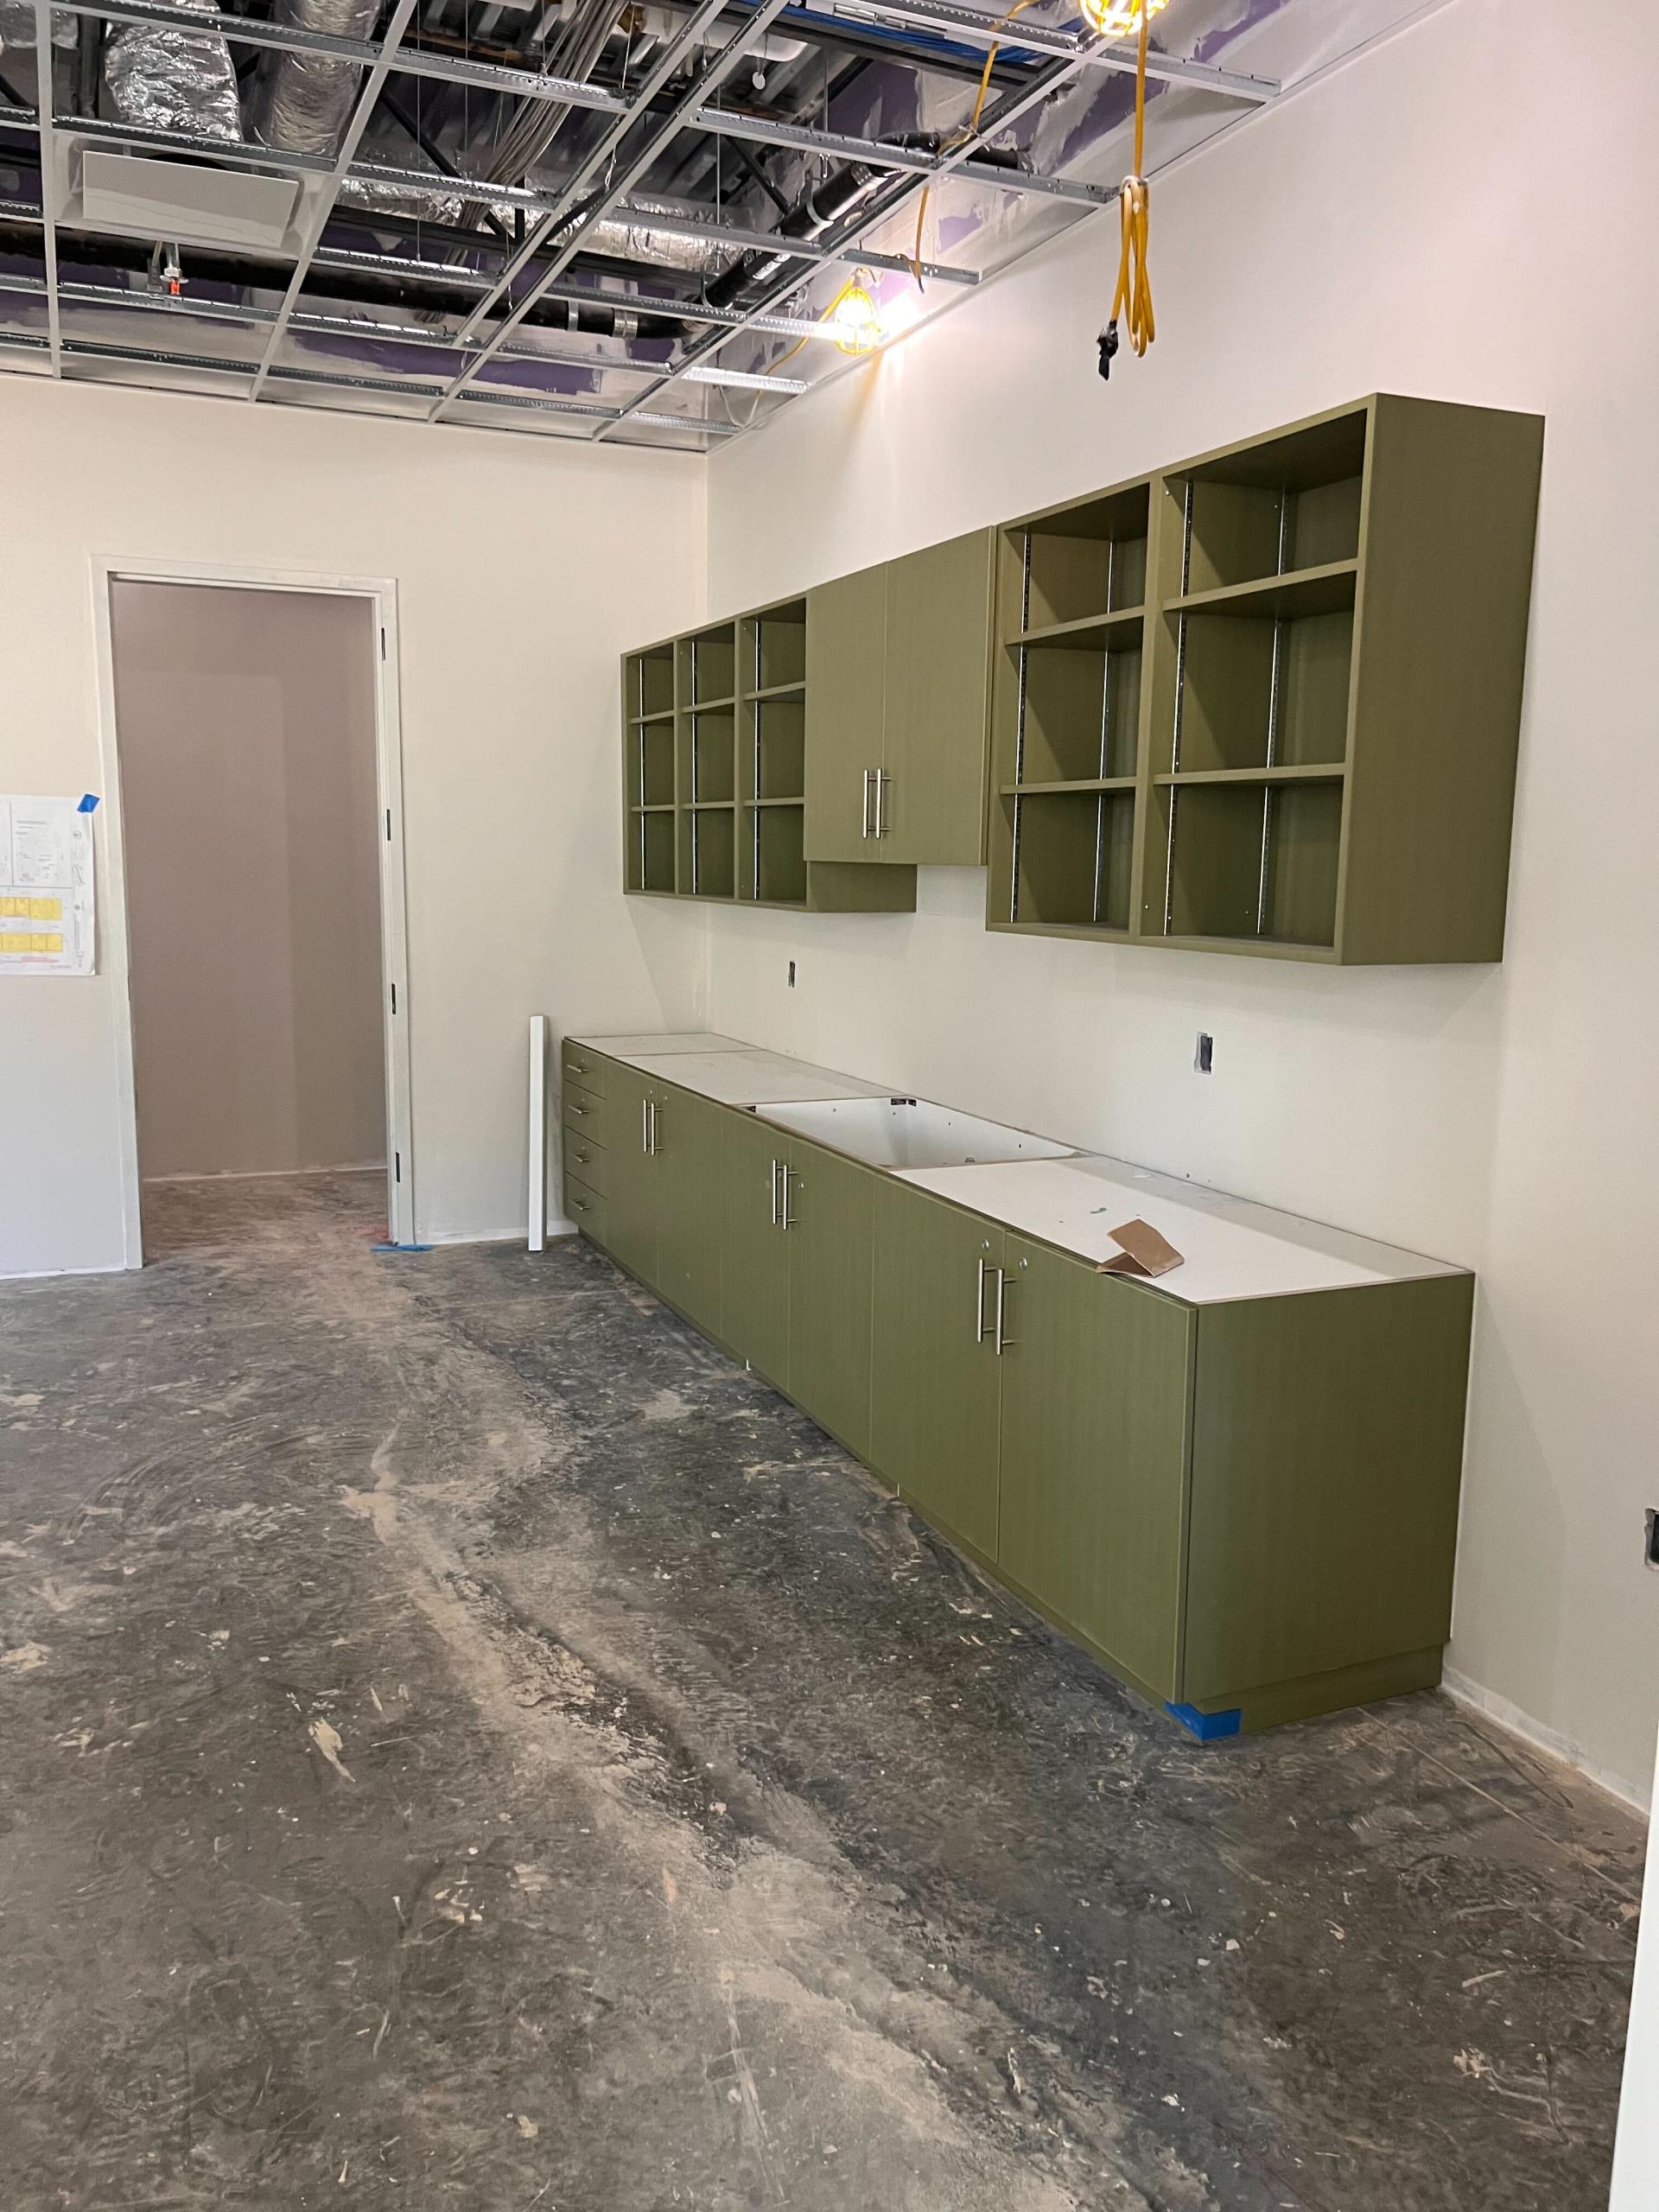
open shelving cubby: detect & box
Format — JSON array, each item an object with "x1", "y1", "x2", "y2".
[
  {"x1": 1138, "y1": 407, "x2": 1367, "y2": 956},
  {"x1": 988, "y1": 477, "x2": 1152, "y2": 936},
  {"x1": 622, "y1": 639, "x2": 680, "y2": 894},
  {"x1": 738, "y1": 596, "x2": 807, "y2": 906}
]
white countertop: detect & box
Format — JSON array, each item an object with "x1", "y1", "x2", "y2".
[
  {"x1": 899, "y1": 1155, "x2": 1462, "y2": 1306},
  {"x1": 573, "y1": 1033, "x2": 892, "y2": 1108},
  {"x1": 573, "y1": 1031, "x2": 749, "y2": 1058},
  {"x1": 570, "y1": 1032, "x2": 1465, "y2": 1304}
]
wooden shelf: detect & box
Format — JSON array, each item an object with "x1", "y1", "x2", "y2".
[
  {"x1": 1007, "y1": 607, "x2": 1147, "y2": 652},
  {"x1": 748, "y1": 679, "x2": 806, "y2": 702},
  {"x1": 748, "y1": 794, "x2": 804, "y2": 809},
  {"x1": 690, "y1": 692, "x2": 736, "y2": 711},
  {"x1": 1155, "y1": 764, "x2": 1345, "y2": 788},
  {"x1": 1166, "y1": 559, "x2": 1358, "y2": 620},
  {"x1": 688, "y1": 799, "x2": 737, "y2": 811},
  {"x1": 1156, "y1": 934, "x2": 1343, "y2": 963},
  {"x1": 1001, "y1": 777, "x2": 1137, "y2": 797},
  {"x1": 631, "y1": 708, "x2": 676, "y2": 728}
]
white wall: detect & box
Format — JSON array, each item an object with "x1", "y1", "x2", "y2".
[
  {"x1": 0, "y1": 378, "x2": 706, "y2": 1273},
  {"x1": 702, "y1": 0, "x2": 1659, "y2": 1802}
]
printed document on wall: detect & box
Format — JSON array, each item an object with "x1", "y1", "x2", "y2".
[{"x1": 0, "y1": 796, "x2": 95, "y2": 976}]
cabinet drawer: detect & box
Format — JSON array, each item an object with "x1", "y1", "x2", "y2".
[
  {"x1": 562, "y1": 1080, "x2": 604, "y2": 1138},
  {"x1": 563, "y1": 1132, "x2": 607, "y2": 1193},
  {"x1": 561, "y1": 1044, "x2": 607, "y2": 1096},
  {"x1": 563, "y1": 1173, "x2": 606, "y2": 1239}
]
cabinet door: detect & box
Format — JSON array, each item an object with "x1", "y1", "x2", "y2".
[
  {"x1": 783, "y1": 1138, "x2": 876, "y2": 1461},
  {"x1": 870, "y1": 1179, "x2": 1002, "y2": 1556},
  {"x1": 804, "y1": 564, "x2": 887, "y2": 863},
  {"x1": 718, "y1": 1108, "x2": 791, "y2": 1388},
  {"x1": 652, "y1": 1085, "x2": 724, "y2": 1338},
  {"x1": 996, "y1": 1239, "x2": 1192, "y2": 1699},
  {"x1": 882, "y1": 530, "x2": 995, "y2": 866},
  {"x1": 602, "y1": 1063, "x2": 658, "y2": 1285}
]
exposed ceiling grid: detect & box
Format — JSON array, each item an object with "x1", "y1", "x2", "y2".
[{"x1": 0, "y1": 1, "x2": 1420, "y2": 448}]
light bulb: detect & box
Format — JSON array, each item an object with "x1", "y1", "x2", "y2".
[
  {"x1": 830, "y1": 275, "x2": 883, "y2": 357},
  {"x1": 1078, "y1": 0, "x2": 1166, "y2": 36}
]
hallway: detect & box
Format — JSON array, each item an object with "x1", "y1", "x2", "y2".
[{"x1": 0, "y1": 1179, "x2": 1642, "y2": 2209}]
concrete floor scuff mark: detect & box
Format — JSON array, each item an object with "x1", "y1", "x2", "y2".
[{"x1": 0, "y1": 1171, "x2": 1641, "y2": 2211}]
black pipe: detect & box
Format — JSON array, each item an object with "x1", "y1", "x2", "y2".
[
  {"x1": 724, "y1": 134, "x2": 790, "y2": 219},
  {"x1": 74, "y1": 11, "x2": 103, "y2": 123},
  {"x1": 703, "y1": 157, "x2": 888, "y2": 311},
  {"x1": 0, "y1": 219, "x2": 684, "y2": 339}
]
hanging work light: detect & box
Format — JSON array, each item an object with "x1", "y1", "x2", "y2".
[
  {"x1": 1078, "y1": 0, "x2": 1166, "y2": 35},
  {"x1": 830, "y1": 273, "x2": 884, "y2": 357}
]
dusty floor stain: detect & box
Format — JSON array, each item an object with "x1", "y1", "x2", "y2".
[{"x1": 0, "y1": 1171, "x2": 1641, "y2": 2210}]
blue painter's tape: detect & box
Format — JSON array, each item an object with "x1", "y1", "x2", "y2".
[
  {"x1": 1166, "y1": 1701, "x2": 1243, "y2": 1742},
  {"x1": 372, "y1": 1241, "x2": 433, "y2": 1253},
  {"x1": 78, "y1": 793, "x2": 99, "y2": 812}
]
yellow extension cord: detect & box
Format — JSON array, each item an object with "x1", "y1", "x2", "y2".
[
  {"x1": 1107, "y1": 3, "x2": 1156, "y2": 364},
  {"x1": 766, "y1": 0, "x2": 1157, "y2": 377}
]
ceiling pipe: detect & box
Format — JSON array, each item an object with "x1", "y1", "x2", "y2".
[{"x1": 0, "y1": 208, "x2": 687, "y2": 335}]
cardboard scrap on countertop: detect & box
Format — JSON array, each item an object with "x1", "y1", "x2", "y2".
[{"x1": 1096, "y1": 1217, "x2": 1185, "y2": 1279}]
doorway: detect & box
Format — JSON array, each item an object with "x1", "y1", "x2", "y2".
[{"x1": 99, "y1": 573, "x2": 412, "y2": 1258}]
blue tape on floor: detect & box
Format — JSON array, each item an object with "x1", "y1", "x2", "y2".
[
  {"x1": 372, "y1": 1242, "x2": 433, "y2": 1253},
  {"x1": 1166, "y1": 1701, "x2": 1242, "y2": 1742}
]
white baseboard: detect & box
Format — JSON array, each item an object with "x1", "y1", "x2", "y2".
[
  {"x1": 0, "y1": 1259, "x2": 127, "y2": 1283},
  {"x1": 1443, "y1": 1666, "x2": 1649, "y2": 1815}
]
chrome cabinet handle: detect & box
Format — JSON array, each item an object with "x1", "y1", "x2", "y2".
[
  {"x1": 649, "y1": 1099, "x2": 660, "y2": 1154},
  {"x1": 569, "y1": 1100, "x2": 589, "y2": 1116},
  {"x1": 570, "y1": 1196, "x2": 589, "y2": 1212},
  {"x1": 768, "y1": 1157, "x2": 779, "y2": 1226},
  {"x1": 861, "y1": 767, "x2": 874, "y2": 839},
  {"x1": 874, "y1": 768, "x2": 891, "y2": 838},
  {"x1": 780, "y1": 1165, "x2": 797, "y2": 1230},
  {"x1": 641, "y1": 1097, "x2": 650, "y2": 1153},
  {"x1": 976, "y1": 1253, "x2": 993, "y2": 1342},
  {"x1": 993, "y1": 1267, "x2": 1009, "y2": 1356}
]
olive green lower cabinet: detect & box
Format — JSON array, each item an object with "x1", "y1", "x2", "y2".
[
  {"x1": 563, "y1": 1033, "x2": 1474, "y2": 1740},
  {"x1": 871, "y1": 1178, "x2": 1470, "y2": 1731}
]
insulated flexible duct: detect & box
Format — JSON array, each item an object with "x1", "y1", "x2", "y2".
[
  {"x1": 101, "y1": 0, "x2": 241, "y2": 139},
  {"x1": 250, "y1": 0, "x2": 382, "y2": 158}
]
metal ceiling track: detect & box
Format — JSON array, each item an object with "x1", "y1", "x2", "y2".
[{"x1": 0, "y1": 0, "x2": 1281, "y2": 445}]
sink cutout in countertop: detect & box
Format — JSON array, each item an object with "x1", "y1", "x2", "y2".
[{"x1": 754, "y1": 1096, "x2": 1076, "y2": 1173}]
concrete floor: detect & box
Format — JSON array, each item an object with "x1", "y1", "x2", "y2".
[{"x1": 0, "y1": 1173, "x2": 1642, "y2": 2211}]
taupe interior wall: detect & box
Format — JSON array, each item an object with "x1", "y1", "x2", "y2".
[{"x1": 111, "y1": 582, "x2": 385, "y2": 1183}]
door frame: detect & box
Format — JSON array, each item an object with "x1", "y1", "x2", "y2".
[{"x1": 89, "y1": 556, "x2": 415, "y2": 1261}]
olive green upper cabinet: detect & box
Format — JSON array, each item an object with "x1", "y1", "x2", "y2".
[
  {"x1": 988, "y1": 395, "x2": 1544, "y2": 963},
  {"x1": 803, "y1": 565, "x2": 887, "y2": 864},
  {"x1": 622, "y1": 597, "x2": 915, "y2": 914},
  {"x1": 805, "y1": 529, "x2": 996, "y2": 868}
]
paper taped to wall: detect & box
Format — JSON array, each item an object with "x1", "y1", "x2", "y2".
[{"x1": 0, "y1": 796, "x2": 94, "y2": 976}]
